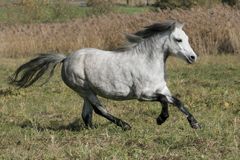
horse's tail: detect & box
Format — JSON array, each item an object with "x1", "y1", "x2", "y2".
[{"x1": 9, "y1": 53, "x2": 66, "y2": 88}]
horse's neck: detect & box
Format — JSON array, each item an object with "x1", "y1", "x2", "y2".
[{"x1": 130, "y1": 35, "x2": 168, "y2": 66}]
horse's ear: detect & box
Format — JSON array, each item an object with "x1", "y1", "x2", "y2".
[
  {"x1": 177, "y1": 23, "x2": 184, "y2": 29},
  {"x1": 170, "y1": 22, "x2": 177, "y2": 31},
  {"x1": 171, "y1": 22, "x2": 184, "y2": 31},
  {"x1": 176, "y1": 22, "x2": 185, "y2": 29}
]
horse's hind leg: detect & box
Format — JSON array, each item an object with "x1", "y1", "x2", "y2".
[
  {"x1": 82, "y1": 99, "x2": 94, "y2": 128},
  {"x1": 87, "y1": 94, "x2": 131, "y2": 131}
]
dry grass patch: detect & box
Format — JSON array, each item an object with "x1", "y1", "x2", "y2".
[{"x1": 0, "y1": 5, "x2": 240, "y2": 57}]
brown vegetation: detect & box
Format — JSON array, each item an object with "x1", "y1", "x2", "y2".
[{"x1": 0, "y1": 5, "x2": 240, "y2": 57}]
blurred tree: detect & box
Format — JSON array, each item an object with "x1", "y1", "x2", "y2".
[{"x1": 222, "y1": 0, "x2": 239, "y2": 6}]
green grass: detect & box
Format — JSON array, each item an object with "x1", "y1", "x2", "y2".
[
  {"x1": 116, "y1": 6, "x2": 151, "y2": 14},
  {"x1": 0, "y1": 4, "x2": 150, "y2": 24},
  {"x1": 0, "y1": 7, "x2": 8, "y2": 21},
  {"x1": 0, "y1": 5, "x2": 88, "y2": 24},
  {"x1": 0, "y1": 55, "x2": 239, "y2": 159}
]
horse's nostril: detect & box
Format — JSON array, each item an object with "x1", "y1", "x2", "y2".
[{"x1": 190, "y1": 56, "x2": 195, "y2": 60}]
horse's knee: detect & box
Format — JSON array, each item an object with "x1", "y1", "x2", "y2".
[{"x1": 162, "y1": 113, "x2": 169, "y2": 119}]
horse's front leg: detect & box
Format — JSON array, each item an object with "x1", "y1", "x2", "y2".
[
  {"x1": 156, "y1": 101, "x2": 169, "y2": 125},
  {"x1": 166, "y1": 96, "x2": 201, "y2": 129},
  {"x1": 139, "y1": 90, "x2": 200, "y2": 129},
  {"x1": 139, "y1": 91, "x2": 169, "y2": 125}
]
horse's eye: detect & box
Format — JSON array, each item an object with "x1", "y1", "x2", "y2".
[{"x1": 175, "y1": 38, "x2": 182, "y2": 43}]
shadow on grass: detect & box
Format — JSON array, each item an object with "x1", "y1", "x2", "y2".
[
  {"x1": 16, "y1": 118, "x2": 113, "y2": 132},
  {"x1": 0, "y1": 88, "x2": 20, "y2": 96},
  {"x1": 18, "y1": 118, "x2": 86, "y2": 132}
]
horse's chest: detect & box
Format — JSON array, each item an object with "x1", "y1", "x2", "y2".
[
  {"x1": 134, "y1": 67, "x2": 165, "y2": 84},
  {"x1": 131, "y1": 68, "x2": 166, "y2": 95}
]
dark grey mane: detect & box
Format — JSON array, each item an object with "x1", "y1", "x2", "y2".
[
  {"x1": 134, "y1": 21, "x2": 176, "y2": 39},
  {"x1": 114, "y1": 21, "x2": 177, "y2": 52}
]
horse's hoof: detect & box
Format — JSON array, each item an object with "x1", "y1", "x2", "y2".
[
  {"x1": 85, "y1": 124, "x2": 97, "y2": 129},
  {"x1": 190, "y1": 122, "x2": 201, "y2": 129},
  {"x1": 187, "y1": 117, "x2": 201, "y2": 129},
  {"x1": 122, "y1": 123, "x2": 131, "y2": 131}
]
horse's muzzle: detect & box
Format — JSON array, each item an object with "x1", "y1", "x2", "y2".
[{"x1": 186, "y1": 54, "x2": 197, "y2": 64}]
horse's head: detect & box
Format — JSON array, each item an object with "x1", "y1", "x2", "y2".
[{"x1": 167, "y1": 22, "x2": 197, "y2": 64}]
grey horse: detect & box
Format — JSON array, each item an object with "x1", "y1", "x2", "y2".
[{"x1": 10, "y1": 21, "x2": 201, "y2": 130}]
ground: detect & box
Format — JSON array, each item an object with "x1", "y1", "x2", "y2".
[{"x1": 0, "y1": 55, "x2": 239, "y2": 159}]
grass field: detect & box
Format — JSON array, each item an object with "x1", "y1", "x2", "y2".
[{"x1": 0, "y1": 55, "x2": 239, "y2": 159}]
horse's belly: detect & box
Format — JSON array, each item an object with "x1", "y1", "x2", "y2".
[{"x1": 91, "y1": 83, "x2": 135, "y2": 100}]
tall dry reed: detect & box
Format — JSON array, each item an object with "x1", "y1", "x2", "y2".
[{"x1": 0, "y1": 5, "x2": 239, "y2": 57}]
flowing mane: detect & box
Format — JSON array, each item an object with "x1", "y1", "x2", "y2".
[{"x1": 115, "y1": 21, "x2": 177, "y2": 52}]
